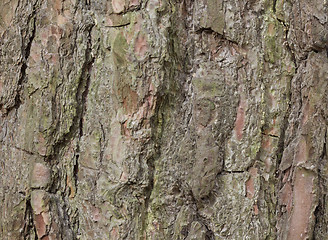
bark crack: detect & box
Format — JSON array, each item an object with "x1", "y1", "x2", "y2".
[
  {"x1": 313, "y1": 128, "x2": 327, "y2": 236},
  {"x1": 46, "y1": 23, "x2": 95, "y2": 163},
  {"x1": 142, "y1": 156, "x2": 155, "y2": 231},
  {"x1": 222, "y1": 170, "x2": 246, "y2": 174},
  {"x1": 4, "y1": 1, "x2": 38, "y2": 115},
  {"x1": 273, "y1": 10, "x2": 297, "y2": 238},
  {"x1": 187, "y1": 188, "x2": 215, "y2": 240},
  {"x1": 272, "y1": 0, "x2": 277, "y2": 13},
  {"x1": 261, "y1": 132, "x2": 280, "y2": 138},
  {"x1": 99, "y1": 121, "x2": 106, "y2": 168},
  {"x1": 12, "y1": 145, "x2": 44, "y2": 157},
  {"x1": 105, "y1": 22, "x2": 131, "y2": 28},
  {"x1": 37, "y1": 14, "x2": 95, "y2": 238},
  {"x1": 21, "y1": 194, "x2": 35, "y2": 239},
  {"x1": 140, "y1": 95, "x2": 166, "y2": 235},
  {"x1": 195, "y1": 27, "x2": 239, "y2": 46}
]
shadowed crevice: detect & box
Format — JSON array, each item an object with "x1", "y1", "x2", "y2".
[{"x1": 3, "y1": 1, "x2": 38, "y2": 116}]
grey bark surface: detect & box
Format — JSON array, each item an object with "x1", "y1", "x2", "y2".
[{"x1": 0, "y1": 0, "x2": 328, "y2": 239}]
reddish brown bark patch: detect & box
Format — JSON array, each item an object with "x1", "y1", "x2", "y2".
[
  {"x1": 66, "y1": 175, "x2": 76, "y2": 199},
  {"x1": 129, "y1": 0, "x2": 140, "y2": 7},
  {"x1": 287, "y1": 169, "x2": 315, "y2": 240},
  {"x1": 37, "y1": 133, "x2": 48, "y2": 156},
  {"x1": 112, "y1": 0, "x2": 126, "y2": 13},
  {"x1": 110, "y1": 226, "x2": 119, "y2": 240},
  {"x1": 122, "y1": 86, "x2": 139, "y2": 114},
  {"x1": 134, "y1": 35, "x2": 148, "y2": 59},
  {"x1": 253, "y1": 204, "x2": 259, "y2": 215},
  {"x1": 31, "y1": 162, "x2": 51, "y2": 188},
  {"x1": 91, "y1": 206, "x2": 102, "y2": 222},
  {"x1": 279, "y1": 182, "x2": 292, "y2": 214},
  {"x1": 34, "y1": 214, "x2": 47, "y2": 238},
  {"x1": 262, "y1": 136, "x2": 271, "y2": 150},
  {"x1": 301, "y1": 101, "x2": 311, "y2": 126},
  {"x1": 31, "y1": 190, "x2": 48, "y2": 215},
  {"x1": 267, "y1": 23, "x2": 275, "y2": 35},
  {"x1": 246, "y1": 167, "x2": 258, "y2": 199},
  {"x1": 234, "y1": 96, "x2": 246, "y2": 141},
  {"x1": 294, "y1": 136, "x2": 309, "y2": 165}
]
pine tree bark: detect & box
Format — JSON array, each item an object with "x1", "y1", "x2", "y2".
[{"x1": 1, "y1": 0, "x2": 327, "y2": 239}]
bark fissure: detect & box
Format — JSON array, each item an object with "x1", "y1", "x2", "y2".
[
  {"x1": 3, "y1": 2, "x2": 38, "y2": 115},
  {"x1": 273, "y1": 0, "x2": 277, "y2": 13},
  {"x1": 105, "y1": 23, "x2": 131, "y2": 28},
  {"x1": 313, "y1": 128, "x2": 327, "y2": 237},
  {"x1": 195, "y1": 27, "x2": 239, "y2": 46},
  {"x1": 141, "y1": 95, "x2": 167, "y2": 235},
  {"x1": 222, "y1": 170, "x2": 247, "y2": 174},
  {"x1": 22, "y1": 198, "x2": 35, "y2": 239},
  {"x1": 142, "y1": 156, "x2": 155, "y2": 233},
  {"x1": 188, "y1": 188, "x2": 215, "y2": 240},
  {"x1": 99, "y1": 121, "x2": 106, "y2": 168},
  {"x1": 261, "y1": 132, "x2": 279, "y2": 138},
  {"x1": 13, "y1": 146, "x2": 38, "y2": 156},
  {"x1": 46, "y1": 23, "x2": 95, "y2": 163}
]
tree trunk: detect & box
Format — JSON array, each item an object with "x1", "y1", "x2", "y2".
[{"x1": 1, "y1": 0, "x2": 327, "y2": 239}]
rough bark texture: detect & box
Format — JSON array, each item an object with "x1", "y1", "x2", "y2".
[{"x1": 1, "y1": 0, "x2": 328, "y2": 239}]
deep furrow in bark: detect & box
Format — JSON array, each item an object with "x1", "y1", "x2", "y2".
[{"x1": 4, "y1": 1, "x2": 38, "y2": 115}]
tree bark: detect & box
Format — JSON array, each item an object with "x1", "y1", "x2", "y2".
[{"x1": 1, "y1": 0, "x2": 327, "y2": 239}]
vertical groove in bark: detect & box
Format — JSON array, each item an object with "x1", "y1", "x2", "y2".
[
  {"x1": 22, "y1": 198, "x2": 35, "y2": 239},
  {"x1": 3, "y1": 0, "x2": 38, "y2": 115},
  {"x1": 313, "y1": 129, "x2": 328, "y2": 239},
  {"x1": 47, "y1": 23, "x2": 95, "y2": 163}
]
